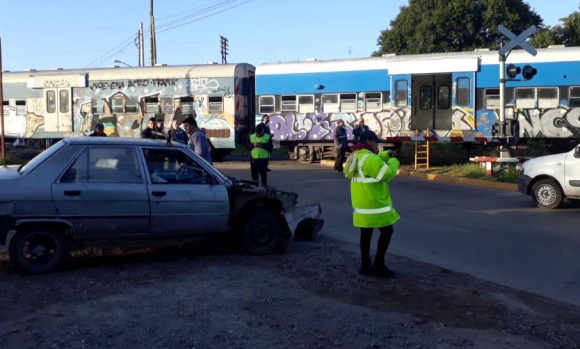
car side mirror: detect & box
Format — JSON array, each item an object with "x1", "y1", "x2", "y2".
[{"x1": 575, "y1": 147, "x2": 580, "y2": 158}]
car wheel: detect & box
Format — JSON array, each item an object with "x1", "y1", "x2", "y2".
[
  {"x1": 8, "y1": 227, "x2": 70, "y2": 274},
  {"x1": 532, "y1": 179, "x2": 563, "y2": 209},
  {"x1": 242, "y1": 209, "x2": 281, "y2": 255}
]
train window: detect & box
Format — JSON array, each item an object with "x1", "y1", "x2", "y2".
[
  {"x1": 126, "y1": 97, "x2": 139, "y2": 113},
  {"x1": 59, "y1": 90, "x2": 70, "y2": 113},
  {"x1": 208, "y1": 96, "x2": 223, "y2": 113},
  {"x1": 420, "y1": 86, "x2": 432, "y2": 110},
  {"x1": 298, "y1": 95, "x2": 314, "y2": 113},
  {"x1": 180, "y1": 96, "x2": 195, "y2": 114},
  {"x1": 395, "y1": 80, "x2": 408, "y2": 107},
  {"x1": 16, "y1": 100, "x2": 26, "y2": 114},
  {"x1": 322, "y1": 94, "x2": 339, "y2": 112},
  {"x1": 259, "y1": 96, "x2": 275, "y2": 114},
  {"x1": 92, "y1": 98, "x2": 104, "y2": 114},
  {"x1": 340, "y1": 93, "x2": 357, "y2": 112},
  {"x1": 570, "y1": 87, "x2": 580, "y2": 107},
  {"x1": 456, "y1": 78, "x2": 470, "y2": 106},
  {"x1": 161, "y1": 96, "x2": 175, "y2": 114},
  {"x1": 46, "y1": 91, "x2": 56, "y2": 113},
  {"x1": 2, "y1": 101, "x2": 10, "y2": 116},
  {"x1": 515, "y1": 88, "x2": 535, "y2": 109},
  {"x1": 484, "y1": 89, "x2": 500, "y2": 109},
  {"x1": 112, "y1": 96, "x2": 124, "y2": 113},
  {"x1": 144, "y1": 96, "x2": 160, "y2": 114},
  {"x1": 365, "y1": 92, "x2": 382, "y2": 111},
  {"x1": 537, "y1": 88, "x2": 558, "y2": 109},
  {"x1": 438, "y1": 86, "x2": 450, "y2": 110},
  {"x1": 281, "y1": 95, "x2": 297, "y2": 112}
]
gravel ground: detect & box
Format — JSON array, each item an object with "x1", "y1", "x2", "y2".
[{"x1": 1, "y1": 235, "x2": 579, "y2": 349}]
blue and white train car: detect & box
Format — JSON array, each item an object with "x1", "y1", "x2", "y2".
[
  {"x1": 255, "y1": 46, "x2": 580, "y2": 159},
  {"x1": 1, "y1": 63, "x2": 256, "y2": 160}
]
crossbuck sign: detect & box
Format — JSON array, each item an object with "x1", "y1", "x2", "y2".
[{"x1": 498, "y1": 25, "x2": 537, "y2": 56}]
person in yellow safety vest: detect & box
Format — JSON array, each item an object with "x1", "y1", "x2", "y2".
[
  {"x1": 250, "y1": 123, "x2": 272, "y2": 187},
  {"x1": 344, "y1": 130, "x2": 400, "y2": 278}
]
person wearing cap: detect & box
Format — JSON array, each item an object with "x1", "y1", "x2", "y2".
[
  {"x1": 344, "y1": 130, "x2": 400, "y2": 278},
  {"x1": 89, "y1": 123, "x2": 107, "y2": 137},
  {"x1": 249, "y1": 123, "x2": 271, "y2": 187}
]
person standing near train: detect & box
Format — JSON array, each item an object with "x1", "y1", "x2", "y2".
[
  {"x1": 344, "y1": 130, "x2": 400, "y2": 278},
  {"x1": 249, "y1": 123, "x2": 271, "y2": 187}
]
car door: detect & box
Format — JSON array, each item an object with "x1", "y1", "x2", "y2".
[
  {"x1": 564, "y1": 146, "x2": 580, "y2": 196},
  {"x1": 142, "y1": 147, "x2": 230, "y2": 235},
  {"x1": 51, "y1": 145, "x2": 150, "y2": 238}
]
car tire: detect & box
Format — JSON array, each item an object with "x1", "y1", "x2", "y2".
[
  {"x1": 532, "y1": 179, "x2": 563, "y2": 209},
  {"x1": 242, "y1": 209, "x2": 281, "y2": 255},
  {"x1": 8, "y1": 227, "x2": 70, "y2": 274}
]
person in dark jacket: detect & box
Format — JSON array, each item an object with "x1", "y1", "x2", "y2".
[
  {"x1": 168, "y1": 119, "x2": 188, "y2": 144},
  {"x1": 141, "y1": 117, "x2": 163, "y2": 139},
  {"x1": 89, "y1": 123, "x2": 107, "y2": 137},
  {"x1": 333, "y1": 119, "x2": 349, "y2": 172},
  {"x1": 262, "y1": 115, "x2": 273, "y2": 171},
  {"x1": 352, "y1": 117, "x2": 369, "y2": 145}
]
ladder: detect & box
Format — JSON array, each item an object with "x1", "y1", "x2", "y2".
[{"x1": 414, "y1": 129, "x2": 430, "y2": 170}]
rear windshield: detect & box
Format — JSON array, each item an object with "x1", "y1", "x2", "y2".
[{"x1": 18, "y1": 140, "x2": 66, "y2": 175}]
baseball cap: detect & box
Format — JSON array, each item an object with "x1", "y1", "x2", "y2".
[
  {"x1": 359, "y1": 130, "x2": 379, "y2": 142},
  {"x1": 96, "y1": 123, "x2": 104, "y2": 129}
]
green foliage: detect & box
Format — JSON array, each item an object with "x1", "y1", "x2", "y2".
[
  {"x1": 492, "y1": 164, "x2": 520, "y2": 183},
  {"x1": 0, "y1": 150, "x2": 22, "y2": 166},
  {"x1": 373, "y1": 0, "x2": 543, "y2": 55}
]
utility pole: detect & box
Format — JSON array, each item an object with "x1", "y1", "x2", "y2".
[
  {"x1": 0, "y1": 37, "x2": 5, "y2": 161},
  {"x1": 220, "y1": 35, "x2": 229, "y2": 64},
  {"x1": 150, "y1": 0, "x2": 157, "y2": 66},
  {"x1": 139, "y1": 22, "x2": 145, "y2": 67}
]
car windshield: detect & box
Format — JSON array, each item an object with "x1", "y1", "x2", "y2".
[
  {"x1": 18, "y1": 140, "x2": 66, "y2": 175},
  {"x1": 184, "y1": 147, "x2": 232, "y2": 186}
]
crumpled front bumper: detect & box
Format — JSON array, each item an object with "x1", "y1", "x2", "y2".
[
  {"x1": 518, "y1": 174, "x2": 532, "y2": 194},
  {"x1": 282, "y1": 202, "x2": 324, "y2": 241}
]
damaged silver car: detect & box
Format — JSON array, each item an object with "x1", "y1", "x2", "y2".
[{"x1": 0, "y1": 138, "x2": 324, "y2": 274}]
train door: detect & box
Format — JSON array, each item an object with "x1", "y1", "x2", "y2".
[
  {"x1": 391, "y1": 74, "x2": 412, "y2": 110},
  {"x1": 43, "y1": 87, "x2": 73, "y2": 132},
  {"x1": 411, "y1": 74, "x2": 452, "y2": 131},
  {"x1": 452, "y1": 72, "x2": 476, "y2": 130}
]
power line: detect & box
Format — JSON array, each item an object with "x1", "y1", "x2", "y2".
[{"x1": 84, "y1": 0, "x2": 253, "y2": 68}]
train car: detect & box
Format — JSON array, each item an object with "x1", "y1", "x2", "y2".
[
  {"x1": 255, "y1": 46, "x2": 580, "y2": 160},
  {"x1": 1, "y1": 63, "x2": 256, "y2": 161}
]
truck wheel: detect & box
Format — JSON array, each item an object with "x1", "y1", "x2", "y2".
[
  {"x1": 532, "y1": 179, "x2": 563, "y2": 209},
  {"x1": 8, "y1": 227, "x2": 70, "y2": 274},
  {"x1": 242, "y1": 209, "x2": 281, "y2": 255}
]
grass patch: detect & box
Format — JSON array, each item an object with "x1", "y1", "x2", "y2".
[{"x1": 0, "y1": 150, "x2": 24, "y2": 166}]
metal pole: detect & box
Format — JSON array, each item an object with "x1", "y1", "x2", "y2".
[
  {"x1": 139, "y1": 22, "x2": 145, "y2": 67},
  {"x1": 149, "y1": 0, "x2": 155, "y2": 66},
  {"x1": 499, "y1": 53, "x2": 506, "y2": 137},
  {"x1": 0, "y1": 37, "x2": 5, "y2": 162}
]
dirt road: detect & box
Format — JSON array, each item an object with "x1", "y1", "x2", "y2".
[{"x1": 1, "y1": 236, "x2": 579, "y2": 349}]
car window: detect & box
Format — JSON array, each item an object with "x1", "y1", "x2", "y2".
[
  {"x1": 19, "y1": 140, "x2": 66, "y2": 175},
  {"x1": 60, "y1": 146, "x2": 143, "y2": 183},
  {"x1": 143, "y1": 148, "x2": 211, "y2": 184}
]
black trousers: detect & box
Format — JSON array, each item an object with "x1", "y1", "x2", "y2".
[
  {"x1": 360, "y1": 225, "x2": 394, "y2": 266},
  {"x1": 251, "y1": 158, "x2": 269, "y2": 187},
  {"x1": 334, "y1": 148, "x2": 347, "y2": 171}
]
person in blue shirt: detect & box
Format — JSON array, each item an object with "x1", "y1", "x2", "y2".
[{"x1": 182, "y1": 116, "x2": 212, "y2": 164}]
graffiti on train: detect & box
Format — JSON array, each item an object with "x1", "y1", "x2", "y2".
[{"x1": 264, "y1": 107, "x2": 477, "y2": 141}]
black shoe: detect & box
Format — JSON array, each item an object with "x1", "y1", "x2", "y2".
[
  {"x1": 372, "y1": 263, "x2": 396, "y2": 278},
  {"x1": 266, "y1": 167, "x2": 272, "y2": 172}
]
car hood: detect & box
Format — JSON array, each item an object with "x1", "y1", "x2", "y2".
[{"x1": 0, "y1": 165, "x2": 22, "y2": 180}]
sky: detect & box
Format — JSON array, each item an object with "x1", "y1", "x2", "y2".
[{"x1": 0, "y1": 0, "x2": 578, "y2": 71}]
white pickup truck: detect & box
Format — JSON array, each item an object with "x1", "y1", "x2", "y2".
[{"x1": 518, "y1": 145, "x2": 580, "y2": 209}]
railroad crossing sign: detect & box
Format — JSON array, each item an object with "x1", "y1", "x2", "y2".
[{"x1": 498, "y1": 25, "x2": 537, "y2": 56}]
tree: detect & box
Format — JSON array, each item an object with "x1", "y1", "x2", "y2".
[
  {"x1": 373, "y1": 0, "x2": 543, "y2": 56},
  {"x1": 556, "y1": 7, "x2": 580, "y2": 46}
]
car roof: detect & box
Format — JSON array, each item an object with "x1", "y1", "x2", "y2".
[{"x1": 63, "y1": 137, "x2": 187, "y2": 148}]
